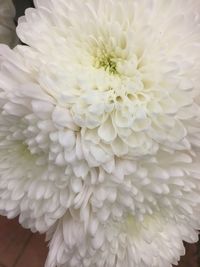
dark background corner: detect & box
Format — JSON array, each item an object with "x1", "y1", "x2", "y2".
[{"x1": 12, "y1": 0, "x2": 34, "y2": 23}]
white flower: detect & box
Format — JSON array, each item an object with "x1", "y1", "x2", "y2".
[
  {"x1": 0, "y1": 0, "x2": 200, "y2": 266},
  {"x1": 0, "y1": 0, "x2": 17, "y2": 47},
  {"x1": 45, "y1": 212, "x2": 198, "y2": 267}
]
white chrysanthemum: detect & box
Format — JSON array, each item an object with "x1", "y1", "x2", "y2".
[
  {"x1": 0, "y1": 0, "x2": 200, "y2": 266},
  {"x1": 45, "y1": 212, "x2": 198, "y2": 267},
  {"x1": 0, "y1": 0, "x2": 17, "y2": 47}
]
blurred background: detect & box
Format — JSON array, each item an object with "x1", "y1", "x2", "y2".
[
  {"x1": 13, "y1": 0, "x2": 34, "y2": 23},
  {"x1": 0, "y1": 1, "x2": 198, "y2": 267}
]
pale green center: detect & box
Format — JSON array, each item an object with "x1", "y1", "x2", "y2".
[
  {"x1": 97, "y1": 54, "x2": 118, "y2": 74},
  {"x1": 94, "y1": 48, "x2": 118, "y2": 75}
]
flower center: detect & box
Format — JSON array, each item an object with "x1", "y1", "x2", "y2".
[{"x1": 94, "y1": 48, "x2": 118, "y2": 75}]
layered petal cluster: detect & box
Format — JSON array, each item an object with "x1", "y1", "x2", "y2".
[
  {"x1": 0, "y1": 0, "x2": 17, "y2": 47},
  {"x1": 45, "y1": 212, "x2": 198, "y2": 267},
  {"x1": 0, "y1": 0, "x2": 200, "y2": 266}
]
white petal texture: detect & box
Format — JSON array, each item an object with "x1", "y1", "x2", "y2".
[
  {"x1": 45, "y1": 212, "x2": 198, "y2": 267},
  {"x1": 0, "y1": 0, "x2": 200, "y2": 266},
  {"x1": 0, "y1": 0, "x2": 17, "y2": 47}
]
